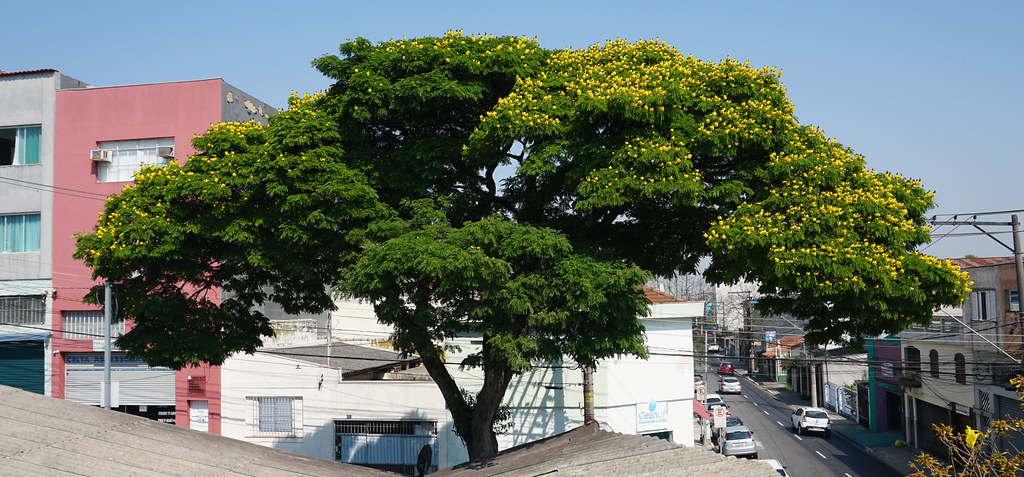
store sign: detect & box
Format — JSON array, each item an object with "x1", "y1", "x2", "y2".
[
  {"x1": 955, "y1": 403, "x2": 971, "y2": 416},
  {"x1": 636, "y1": 400, "x2": 669, "y2": 432}
]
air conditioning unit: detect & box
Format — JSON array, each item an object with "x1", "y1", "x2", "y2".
[
  {"x1": 155, "y1": 146, "x2": 175, "y2": 158},
  {"x1": 90, "y1": 149, "x2": 111, "y2": 162}
]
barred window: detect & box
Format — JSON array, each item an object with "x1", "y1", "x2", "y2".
[
  {"x1": 62, "y1": 310, "x2": 125, "y2": 339},
  {"x1": 0, "y1": 295, "x2": 45, "y2": 326},
  {"x1": 247, "y1": 396, "x2": 302, "y2": 437}
]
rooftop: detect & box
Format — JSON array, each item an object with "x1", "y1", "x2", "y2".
[{"x1": 0, "y1": 384, "x2": 395, "y2": 476}]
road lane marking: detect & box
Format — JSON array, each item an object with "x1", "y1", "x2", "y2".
[
  {"x1": 795, "y1": 435, "x2": 803, "y2": 441},
  {"x1": 763, "y1": 410, "x2": 769, "y2": 416},
  {"x1": 816, "y1": 451, "x2": 827, "y2": 459},
  {"x1": 753, "y1": 402, "x2": 759, "y2": 406},
  {"x1": 776, "y1": 421, "x2": 784, "y2": 427},
  {"x1": 845, "y1": 474, "x2": 853, "y2": 477}
]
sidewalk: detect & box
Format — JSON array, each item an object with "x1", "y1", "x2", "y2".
[{"x1": 737, "y1": 370, "x2": 923, "y2": 475}]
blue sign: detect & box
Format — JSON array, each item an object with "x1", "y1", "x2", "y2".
[{"x1": 764, "y1": 329, "x2": 777, "y2": 343}]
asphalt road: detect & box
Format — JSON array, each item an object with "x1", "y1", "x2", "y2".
[{"x1": 703, "y1": 360, "x2": 901, "y2": 477}]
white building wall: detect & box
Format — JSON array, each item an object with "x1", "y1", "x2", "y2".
[
  {"x1": 447, "y1": 301, "x2": 700, "y2": 450},
  {"x1": 221, "y1": 352, "x2": 343, "y2": 460},
  {"x1": 220, "y1": 350, "x2": 460, "y2": 468},
  {"x1": 330, "y1": 298, "x2": 394, "y2": 342}
]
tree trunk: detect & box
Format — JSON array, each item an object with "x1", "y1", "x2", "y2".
[{"x1": 467, "y1": 360, "x2": 513, "y2": 458}]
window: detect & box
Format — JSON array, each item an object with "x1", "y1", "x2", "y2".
[
  {"x1": 96, "y1": 138, "x2": 174, "y2": 182},
  {"x1": 0, "y1": 126, "x2": 41, "y2": 165},
  {"x1": 905, "y1": 347, "x2": 921, "y2": 373},
  {"x1": 248, "y1": 396, "x2": 302, "y2": 437},
  {"x1": 955, "y1": 353, "x2": 967, "y2": 384},
  {"x1": 0, "y1": 295, "x2": 45, "y2": 325},
  {"x1": 1010, "y1": 291, "x2": 1020, "y2": 312},
  {"x1": 62, "y1": 310, "x2": 125, "y2": 339},
  {"x1": 970, "y1": 291, "x2": 997, "y2": 320},
  {"x1": 0, "y1": 214, "x2": 41, "y2": 253},
  {"x1": 929, "y1": 349, "x2": 940, "y2": 378}
]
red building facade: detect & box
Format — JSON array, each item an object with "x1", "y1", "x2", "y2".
[{"x1": 51, "y1": 79, "x2": 273, "y2": 433}]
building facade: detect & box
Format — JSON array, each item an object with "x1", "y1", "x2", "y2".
[
  {"x1": 0, "y1": 70, "x2": 90, "y2": 396},
  {"x1": 1, "y1": 70, "x2": 274, "y2": 433}
]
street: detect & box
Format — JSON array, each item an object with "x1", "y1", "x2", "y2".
[{"x1": 702, "y1": 358, "x2": 901, "y2": 477}]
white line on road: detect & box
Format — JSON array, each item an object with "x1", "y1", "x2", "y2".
[
  {"x1": 776, "y1": 421, "x2": 784, "y2": 427},
  {"x1": 753, "y1": 402, "x2": 759, "y2": 406},
  {"x1": 816, "y1": 451, "x2": 827, "y2": 459},
  {"x1": 763, "y1": 410, "x2": 769, "y2": 416},
  {"x1": 795, "y1": 435, "x2": 802, "y2": 441},
  {"x1": 845, "y1": 474, "x2": 853, "y2": 477}
]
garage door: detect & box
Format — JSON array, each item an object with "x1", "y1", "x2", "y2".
[
  {"x1": 65, "y1": 352, "x2": 174, "y2": 406},
  {"x1": 0, "y1": 340, "x2": 44, "y2": 394}
]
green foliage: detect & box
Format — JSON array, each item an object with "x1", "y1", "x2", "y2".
[
  {"x1": 343, "y1": 202, "x2": 650, "y2": 369},
  {"x1": 74, "y1": 94, "x2": 387, "y2": 368},
  {"x1": 75, "y1": 30, "x2": 971, "y2": 458}
]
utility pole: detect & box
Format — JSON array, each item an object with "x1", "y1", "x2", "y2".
[
  {"x1": 810, "y1": 359, "x2": 817, "y2": 408},
  {"x1": 1013, "y1": 215, "x2": 1024, "y2": 338},
  {"x1": 103, "y1": 280, "x2": 112, "y2": 410},
  {"x1": 583, "y1": 367, "x2": 595, "y2": 422},
  {"x1": 326, "y1": 311, "x2": 332, "y2": 368}
]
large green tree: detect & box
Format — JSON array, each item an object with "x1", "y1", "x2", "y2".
[
  {"x1": 76, "y1": 31, "x2": 971, "y2": 460},
  {"x1": 342, "y1": 200, "x2": 650, "y2": 457},
  {"x1": 315, "y1": 33, "x2": 969, "y2": 346}
]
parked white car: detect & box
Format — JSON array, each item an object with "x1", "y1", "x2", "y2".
[{"x1": 791, "y1": 406, "x2": 832, "y2": 438}]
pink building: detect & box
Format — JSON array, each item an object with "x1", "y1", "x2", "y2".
[{"x1": 50, "y1": 78, "x2": 273, "y2": 433}]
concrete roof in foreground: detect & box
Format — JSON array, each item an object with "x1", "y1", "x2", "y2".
[
  {"x1": 432, "y1": 425, "x2": 777, "y2": 477},
  {"x1": 0, "y1": 384, "x2": 396, "y2": 476}
]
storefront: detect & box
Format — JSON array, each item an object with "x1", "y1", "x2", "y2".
[{"x1": 64, "y1": 352, "x2": 175, "y2": 422}]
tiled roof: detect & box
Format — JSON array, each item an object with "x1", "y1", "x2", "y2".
[
  {"x1": 0, "y1": 384, "x2": 396, "y2": 476},
  {"x1": 432, "y1": 424, "x2": 777, "y2": 476},
  {"x1": 641, "y1": 285, "x2": 689, "y2": 303},
  {"x1": 949, "y1": 257, "x2": 1015, "y2": 268},
  {"x1": 260, "y1": 341, "x2": 421, "y2": 378},
  {"x1": 777, "y1": 335, "x2": 805, "y2": 348}
]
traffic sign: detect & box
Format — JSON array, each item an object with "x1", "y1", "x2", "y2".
[
  {"x1": 713, "y1": 406, "x2": 727, "y2": 428},
  {"x1": 696, "y1": 385, "x2": 706, "y2": 401}
]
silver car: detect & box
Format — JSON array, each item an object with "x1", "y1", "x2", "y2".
[
  {"x1": 719, "y1": 376, "x2": 742, "y2": 394},
  {"x1": 720, "y1": 425, "x2": 758, "y2": 458}
]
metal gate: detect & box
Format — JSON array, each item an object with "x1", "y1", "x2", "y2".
[
  {"x1": 0, "y1": 340, "x2": 44, "y2": 394},
  {"x1": 996, "y1": 395, "x2": 1024, "y2": 453},
  {"x1": 335, "y1": 420, "x2": 438, "y2": 475}
]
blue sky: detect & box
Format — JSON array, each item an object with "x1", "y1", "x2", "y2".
[{"x1": 5, "y1": 1, "x2": 1021, "y2": 258}]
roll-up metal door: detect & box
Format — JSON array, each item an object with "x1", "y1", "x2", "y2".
[
  {"x1": 0, "y1": 340, "x2": 44, "y2": 394},
  {"x1": 65, "y1": 352, "x2": 174, "y2": 406}
]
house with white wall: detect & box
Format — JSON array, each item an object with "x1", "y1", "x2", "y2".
[
  {"x1": 220, "y1": 340, "x2": 462, "y2": 474},
  {"x1": 444, "y1": 288, "x2": 701, "y2": 448}
]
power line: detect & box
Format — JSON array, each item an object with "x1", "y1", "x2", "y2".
[{"x1": 0, "y1": 176, "x2": 110, "y2": 201}]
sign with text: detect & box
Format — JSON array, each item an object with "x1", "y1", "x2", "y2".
[{"x1": 636, "y1": 400, "x2": 669, "y2": 432}]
